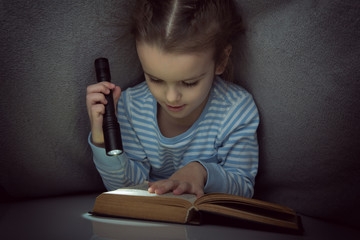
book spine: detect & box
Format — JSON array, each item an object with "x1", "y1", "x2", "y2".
[{"x1": 186, "y1": 206, "x2": 201, "y2": 224}]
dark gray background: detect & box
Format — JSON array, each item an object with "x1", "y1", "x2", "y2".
[{"x1": 1, "y1": 0, "x2": 359, "y2": 228}]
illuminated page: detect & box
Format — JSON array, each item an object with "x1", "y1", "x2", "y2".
[{"x1": 105, "y1": 182, "x2": 197, "y2": 204}]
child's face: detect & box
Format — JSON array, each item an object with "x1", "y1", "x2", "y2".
[{"x1": 136, "y1": 41, "x2": 223, "y2": 124}]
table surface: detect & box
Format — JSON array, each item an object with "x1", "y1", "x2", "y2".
[{"x1": 0, "y1": 193, "x2": 359, "y2": 240}]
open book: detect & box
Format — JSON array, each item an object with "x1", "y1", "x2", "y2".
[{"x1": 91, "y1": 182, "x2": 302, "y2": 232}]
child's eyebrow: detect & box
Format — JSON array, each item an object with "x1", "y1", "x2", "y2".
[{"x1": 145, "y1": 72, "x2": 207, "y2": 82}]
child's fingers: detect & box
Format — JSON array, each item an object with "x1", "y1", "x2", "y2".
[
  {"x1": 172, "y1": 182, "x2": 204, "y2": 198},
  {"x1": 148, "y1": 180, "x2": 179, "y2": 195},
  {"x1": 148, "y1": 180, "x2": 203, "y2": 197},
  {"x1": 86, "y1": 82, "x2": 112, "y2": 112},
  {"x1": 194, "y1": 188, "x2": 205, "y2": 198},
  {"x1": 89, "y1": 104, "x2": 106, "y2": 146},
  {"x1": 172, "y1": 182, "x2": 191, "y2": 195},
  {"x1": 86, "y1": 93, "x2": 107, "y2": 122},
  {"x1": 86, "y1": 84, "x2": 121, "y2": 115},
  {"x1": 87, "y1": 92, "x2": 108, "y2": 107},
  {"x1": 90, "y1": 103, "x2": 106, "y2": 119},
  {"x1": 148, "y1": 180, "x2": 167, "y2": 194},
  {"x1": 86, "y1": 81, "x2": 119, "y2": 148},
  {"x1": 89, "y1": 104, "x2": 105, "y2": 133},
  {"x1": 87, "y1": 82, "x2": 115, "y2": 95}
]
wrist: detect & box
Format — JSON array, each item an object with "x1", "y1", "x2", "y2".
[
  {"x1": 92, "y1": 140, "x2": 105, "y2": 148},
  {"x1": 91, "y1": 132, "x2": 105, "y2": 148},
  {"x1": 192, "y1": 161, "x2": 208, "y2": 186}
]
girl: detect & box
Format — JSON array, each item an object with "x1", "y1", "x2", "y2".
[{"x1": 86, "y1": 0, "x2": 259, "y2": 198}]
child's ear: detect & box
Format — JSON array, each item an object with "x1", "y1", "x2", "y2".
[{"x1": 215, "y1": 45, "x2": 232, "y2": 75}]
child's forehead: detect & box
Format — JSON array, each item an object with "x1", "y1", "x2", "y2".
[
  {"x1": 136, "y1": 41, "x2": 214, "y2": 62},
  {"x1": 136, "y1": 42, "x2": 215, "y2": 82}
]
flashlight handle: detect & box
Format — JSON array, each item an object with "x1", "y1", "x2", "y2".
[{"x1": 95, "y1": 58, "x2": 123, "y2": 156}]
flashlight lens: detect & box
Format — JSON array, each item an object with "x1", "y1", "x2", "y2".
[{"x1": 107, "y1": 149, "x2": 123, "y2": 156}]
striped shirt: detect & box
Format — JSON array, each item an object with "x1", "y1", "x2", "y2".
[{"x1": 89, "y1": 77, "x2": 259, "y2": 197}]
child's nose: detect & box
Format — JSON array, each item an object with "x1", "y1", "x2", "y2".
[{"x1": 166, "y1": 86, "x2": 181, "y2": 103}]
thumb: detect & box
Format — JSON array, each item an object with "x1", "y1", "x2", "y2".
[{"x1": 195, "y1": 189, "x2": 205, "y2": 199}]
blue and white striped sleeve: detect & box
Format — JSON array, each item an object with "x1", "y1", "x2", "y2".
[
  {"x1": 89, "y1": 92, "x2": 151, "y2": 191},
  {"x1": 200, "y1": 93, "x2": 259, "y2": 197}
]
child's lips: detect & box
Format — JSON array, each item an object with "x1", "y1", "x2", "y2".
[{"x1": 166, "y1": 104, "x2": 186, "y2": 112}]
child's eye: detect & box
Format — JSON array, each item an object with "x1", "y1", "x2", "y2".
[
  {"x1": 149, "y1": 78, "x2": 163, "y2": 84},
  {"x1": 182, "y1": 81, "x2": 199, "y2": 87}
]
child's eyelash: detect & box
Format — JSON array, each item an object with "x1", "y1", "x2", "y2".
[
  {"x1": 149, "y1": 78, "x2": 162, "y2": 84},
  {"x1": 182, "y1": 81, "x2": 198, "y2": 87},
  {"x1": 148, "y1": 77, "x2": 198, "y2": 87}
]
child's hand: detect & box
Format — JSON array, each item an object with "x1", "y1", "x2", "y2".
[
  {"x1": 86, "y1": 82, "x2": 121, "y2": 147},
  {"x1": 148, "y1": 162, "x2": 208, "y2": 198}
]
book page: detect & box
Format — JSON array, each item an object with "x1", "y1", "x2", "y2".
[{"x1": 104, "y1": 182, "x2": 197, "y2": 204}]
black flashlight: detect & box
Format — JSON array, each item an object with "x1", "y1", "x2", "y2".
[{"x1": 94, "y1": 58, "x2": 123, "y2": 156}]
